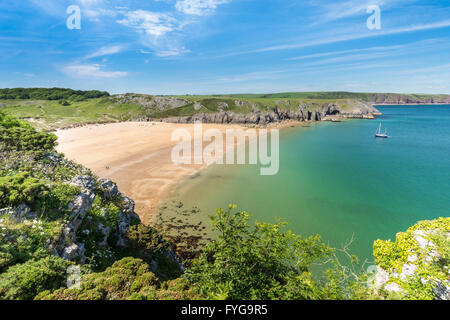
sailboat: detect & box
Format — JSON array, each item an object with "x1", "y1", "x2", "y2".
[{"x1": 375, "y1": 123, "x2": 388, "y2": 138}]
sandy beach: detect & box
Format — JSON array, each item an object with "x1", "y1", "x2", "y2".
[{"x1": 55, "y1": 121, "x2": 253, "y2": 223}]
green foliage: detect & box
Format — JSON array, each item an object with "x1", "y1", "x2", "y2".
[
  {"x1": 0, "y1": 255, "x2": 72, "y2": 300},
  {"x1": 185, "y1": 205, "x2": 336, "y2": 300},
  {"x1": 35, "y1": 257, "x2": 199, "y2": 300},
  {"x1": 126, "y1": 224, "x2": 169, "y2": 255},
  {"x1": 373, "y1": 218, "x2": 450, "y2": 300},
  {"x1": 123, "y1": 224, "x2": 182, "y2": 280},
  {"x1": 0, "y1": 251, "x2": 13, "y2": 272},
  {"x1": 0, "y1": 88, "x2": 109, "y2": 101},
  {"x1": 38, "y1": 184, "x2": 81, "y2": 220},
  {"x1": 0, "y1": 110, "x2": 57, "y2": 154},
  {"x1": 0, "y1": 172, "x2": 47, "y2": 207},
  {"x1": 0, "y1": 213, "x2": 63, "y2": 269}
]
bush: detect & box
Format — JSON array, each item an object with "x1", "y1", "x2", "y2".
[
  {"x1": 124, "y1": 224, "x2": 182, "y2": 280},
  {"x1": 185, "y1": 205, "x2": 333, "y2": 300},
  {"x1": 0, "y1": 88, "x2": 109, "y2": 101},
  {"x1": 0, "y1": 256, "x2": 72, "y2": 300},
  {"x1": 0, "y1": 111, "x2": 57, "y2": 153},
  {"x1": 0, "y1": 172, "x2": 47, "y2": 207},
  {"x1": 35, "y1": 257, "x2": 199, "y2": 300}
]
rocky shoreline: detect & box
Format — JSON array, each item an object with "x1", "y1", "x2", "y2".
[{"x1": 160, "y1": 101, "x2": 381, "y2": 125}]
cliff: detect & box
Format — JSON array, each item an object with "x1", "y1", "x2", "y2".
[
  {"x1": 371, "y1": 218, "x2": 450, "y2": 300},
  {"x1": 0, "y1": 111, "x2": 183, "y2": 299},
  {"x1": 108, "y1": 94, "x2": 381, "y2": 125},
  {"x1": 3, "y1": 89, "x2": 449, "y2": 129}
]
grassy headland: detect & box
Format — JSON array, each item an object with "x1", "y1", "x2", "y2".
[{"x1": 1, "y1": 88, "x2": 448, "y2": 130}]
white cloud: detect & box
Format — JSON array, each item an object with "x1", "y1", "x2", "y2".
[
  {"x1": 317, "y1": 0, "x2": 385, "y2": 22},
  {"x1": 85, "y1": 45, "x2": 124, "y2": 59},
  {"x1": 117, "y1": 10, "x2": 180, "y2": 37},
  {"x1": 175, "y1": 0, "x2": 230, "y2": 16},
  {"x1": 225, "y1": 19, "x2": 450, "y2": 56},
  {"x1": 63, "y1": 64, "x2": 128, "y2": 78},
  {"x1": 155, "y1": 47, "x2": 191, "y2": 57}
]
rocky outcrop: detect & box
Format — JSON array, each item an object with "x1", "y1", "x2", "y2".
[
  {"x1": 372, "y1": 218, "x2": 450, "y2": 300},
  {"x1": 48, "y1": 175, "x2": 142, "y2": 263},
  {"x1": 111, "y1": 94, "x2": 188, "y2": 110},
  {"x1": 0, "y1": 204, "x2": 36, "y2": 221},
  {"x1": 97, "y1": 178, "x2": 140, "y2": 247},
  {"x1": 162, "y1": 102, "x2": 380, "y2": 125},
  {"x1": 366, "y1": 93, "x2": 450, "y2": 105},
  {"x1": 98, "y1": 177, "x2": 121, "y2": 199}
]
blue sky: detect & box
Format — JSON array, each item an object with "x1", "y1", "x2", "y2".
[{"x1": 1, "y1": 0, "x2": 450, "y2": 94}]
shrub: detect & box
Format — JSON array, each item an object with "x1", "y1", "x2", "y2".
[
  {"x1": 0, "y1": 255, "x2": 72, "y2": 300},
  {"x1": 35, "y1": 257, "x2": 199, "y2": 300},
  {"x1": 0, "y1": 112, "x2": 57, "y2": 154},
  {"x1": 123, "y1": 224, "x2": 182, "y2": 280},
  {"x1": 0, "y1": 172, "x2": 47, "y2": 207},
  {"x1": 0, "y1": 88, "x2": 109, "y2": 101},
  {"x1": 185, "y1": 205, "x2": 333, "y2": 300}
]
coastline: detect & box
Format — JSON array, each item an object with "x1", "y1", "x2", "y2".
[
  {"x1": 54, "y1": 115, "x2": 373, "y2": 223},
  {"x1": 55, "y1": 121, "x2": 297, "y2": 223}
]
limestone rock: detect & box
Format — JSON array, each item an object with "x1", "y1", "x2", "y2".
[
  {"x1": 400, "y1": 264, "x2": 418, "y2": 280},
  {"x1": 433, "y1": 280, "x2": 450, "y2": 300},
  {"x1": 116, "y1": 212, "x2": 131, "y2": 247},
  {"x1": 70, "y1": 175, "x2": 95, "y2": 192},
  {"x1": 67, "y1": 190, "x2": 95, "y2": 233},
  {"x1": 374, "y1": 266, "x2": 390, "y2": 288},
  {"x1": 121, "y1": 196, "x2": 136, "y2": 214},
  {"x1": 98, "y1": 178, "x2": 121, "y2": 199},
  {"x1": 413, "y1": 230, "x2": 435, "y2": 249},
  {"x1": 194, "y1": 102, "x2": 202, "y2": 111},
  {"x1": 0, "y1": 204, "x2": 36, "y2": 221},
  {"x1": 62, "y1": 243, "x2": 86, "y2": 264},
  {"x1": 385, "y1": 283, "x2": 403, "y2": 293},
  {"x1": 97, "y1": 222, "x2": 110, "y2": 248}
]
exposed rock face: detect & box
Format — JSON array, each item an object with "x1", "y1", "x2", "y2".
[
  {"x1": 194, "y1": 102, "x2": 203, "y2": 110},
  {"x1": 55, "y1": 177, "x2": 96, "y2": 263},
  {"x1": 111, "y1": 94, "x2": 188, "y2": 110},
  {"x1": 367, "y1": 93, "x2": 450, "y2": 105},
  {"x1": 372, "y1": 221, "x2": 450, "y2": 300},
  {"x1": 162, "y1": 102, "x2": 380, "y2": 125},
  {"x1": 67, "y1": 190, "x2": 95, "y2": 233},
  {"x1": 433, "y1": 280, "x2": 450, "y2": 300},
  {"x1": 0, "y1": 204, "x2": 36, "y2": 221},
  {"x1": 97, "y1": 222, "x2": 110, "y2": 249},
  {"x1": 51, "y1": 175, "x2": 143, "y2": 262},
  {"x1": 116, "y1": 196, "x2": 141, "y2": 247},
  {"x1": 62, "y1": 243, "x2": 86, "y2": 264},
  {"x1": 98, "y1": 178, "x2": 121, "y2": 199},
  {"x1": 69, "y1": 175, "x2": 95, "y2": 191}
]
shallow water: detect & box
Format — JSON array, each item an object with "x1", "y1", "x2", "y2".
[{"x1": 172, "y1": 105, "x2": 450, "y2": 262}]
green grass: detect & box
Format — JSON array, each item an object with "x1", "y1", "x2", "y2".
[
  {"x1": 2, "y1": 91, "x2": 446, "y2": 130},
  {"x1": 0, "y1": 98, "x2": 148, "y2": 129}
]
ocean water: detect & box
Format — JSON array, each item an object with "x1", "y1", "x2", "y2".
[{"x1": 171, "y1": 105, "x2": 450, "y2": 262}]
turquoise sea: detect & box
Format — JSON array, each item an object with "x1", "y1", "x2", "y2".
[{"x1": 172, "y1": 105, "x2": 450, "y2": 262}]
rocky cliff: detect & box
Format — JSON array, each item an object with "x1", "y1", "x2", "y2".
[
  {"x1": 365, "y1": 93, "x2": 450, "y2": 105},
  {"x1": 372, "y1": 218, "x2": 450, "y2": 300},
  {"x1": 155, "y1": 99, "x2": 380, "y2": 125}
]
